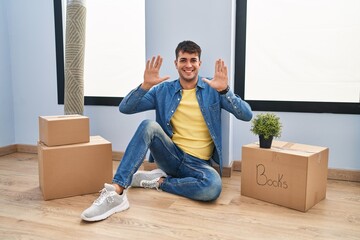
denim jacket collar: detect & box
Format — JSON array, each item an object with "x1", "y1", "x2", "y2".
[{"x1": 174, "y1": 76, "x2": 206, "y2": 93}]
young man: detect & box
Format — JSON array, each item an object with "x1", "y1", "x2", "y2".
[{"x1": 81, "y1": 40, "x2": 253, "y2": 221}]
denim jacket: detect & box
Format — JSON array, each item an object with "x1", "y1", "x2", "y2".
[{"x1": 119, "y1": 76, "x2": 253, "y2": 174}]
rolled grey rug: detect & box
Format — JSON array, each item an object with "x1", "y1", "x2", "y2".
[{"x1": 64, "y1": 0, "x2": 86, "y2": 115}]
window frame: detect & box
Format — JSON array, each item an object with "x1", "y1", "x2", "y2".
[{"x1": 234, "y1": 0, "x2": 360, "y2": 114}]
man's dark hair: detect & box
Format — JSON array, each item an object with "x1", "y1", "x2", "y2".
[{"x1": 175, "y1": 40, "x2": 202, "y2": 60}]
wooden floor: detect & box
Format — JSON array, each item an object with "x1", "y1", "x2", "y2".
[{"x1": 0, "y1": 152, "x2": 359, "y2": 240}]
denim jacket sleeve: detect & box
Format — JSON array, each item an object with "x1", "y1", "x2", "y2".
[
  {"x1": 220, "y1": 90, "x2": 253, "y2": 121},
  {"x1": 119, "y1": 85, "x2": 156, "y2": 114}
]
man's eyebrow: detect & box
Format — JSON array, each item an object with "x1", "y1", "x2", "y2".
[{"x1": 178, "y1": 57, "x2": 199, "y2": 61}]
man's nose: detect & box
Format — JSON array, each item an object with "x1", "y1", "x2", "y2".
[{"x1": 185, "y1": 61, "x2": 192, "y2": 67}]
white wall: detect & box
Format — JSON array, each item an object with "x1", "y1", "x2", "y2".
[
  {"x1": 0, "y1": 0, "x2": 359, "y2": 170},
  {"x1": 0, "y1": 0, "x2": 15, "y2": 146},
  {"x1": 6, "y1": 0, "x2": 64, "y2": 146}
]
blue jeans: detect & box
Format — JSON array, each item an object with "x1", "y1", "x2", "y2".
[{"x1": 112, "y1": 120, "x2": 222, "y2": 201}]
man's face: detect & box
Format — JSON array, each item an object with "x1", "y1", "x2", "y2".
[{"x1": 174, "y1": 51, "x2": 202, "y2": 83}]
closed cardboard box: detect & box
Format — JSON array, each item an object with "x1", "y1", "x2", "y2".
[
  {"x1": 39, "y1": 115, "x2": 90, "y2": 146},
  {"x1": 241, "y1": 141, "x2": 329, "y2": 212},
  {"x1": 38, "y1": 136, "x2": 113, "y2": 200}
]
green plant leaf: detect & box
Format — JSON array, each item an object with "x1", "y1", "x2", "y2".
[{"x1": 250, "y1": 113, "x2": 282, "y2": 139}]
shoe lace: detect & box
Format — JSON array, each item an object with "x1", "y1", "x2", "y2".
[{"x1": 94, "y1": 188, "x2": 115, "y2": 205}]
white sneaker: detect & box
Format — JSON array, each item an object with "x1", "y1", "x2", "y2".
[
  {"x1": 81, "y1": 183, "x2": 129, "y2": 221},
  {"x1": 131, "y1": 169, "x2": 167, "y2": 189}
]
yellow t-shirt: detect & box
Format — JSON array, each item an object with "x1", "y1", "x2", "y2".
[{"x1": 171, "y1": 88, "x2": 214, "y2": 160}]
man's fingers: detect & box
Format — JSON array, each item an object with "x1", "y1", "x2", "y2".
[
  {"x1": 217, "y1": 59, "x2": 221, "y2": 72},
  {"x1": 153, "y1": 55, "x2": 159, "y2": 67},
  {"x1": 149, "y1": 56, "x2": 156, "y2": 68},
  {"x1": 215, "y1": 59, "x2": 226, "y2": 73},
  {"x1": 155, "y1": 56, "x2": 163, "y2": 69},
  {"x1": 147, "y1": 55, "x2": 164, "y2": 70},
  {"x1": 223, "y1": 65, "x2": 228, "y2": 76}
]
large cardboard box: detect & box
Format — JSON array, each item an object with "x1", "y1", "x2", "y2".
[
  {"x1": 241, "y1": 141, "x2": 329, "y2": 212},
  {"x1": 38, "y1": 136, "x2": 113, "y2": 200},
  {"x1": 39, "y1": 115, "x2": 90, "y2": 146}
]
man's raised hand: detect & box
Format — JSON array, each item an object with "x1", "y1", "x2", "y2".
[
  {"x1": 141, "y1": 55, "x2": 170, "y2": 90},
  {"x1": 202, "y1": 59, "x2": 229, "y2": 92}
]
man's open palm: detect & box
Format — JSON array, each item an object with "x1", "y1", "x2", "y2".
[
  {"x1": 202, "y1": 59, "x2": 229, "y2": 92},
  {"x1": 142, "y1": 56, "x2": 170, "y2": 90}
]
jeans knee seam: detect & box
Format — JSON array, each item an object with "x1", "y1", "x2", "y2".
[{"x1": 152, "y1": 131, "x2": 182, "y2": 162}]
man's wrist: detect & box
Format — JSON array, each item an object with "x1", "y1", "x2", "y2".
[
  {"x1": 218, "y1": 85, "x2": 230, "y2": 95},
  {"x1": 140, "y1": 83, "x2": 152, "y2": 91}
]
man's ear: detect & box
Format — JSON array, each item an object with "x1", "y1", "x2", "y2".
[{"x1": 174, "y1": 59, "x2": 178, "y2": 69}]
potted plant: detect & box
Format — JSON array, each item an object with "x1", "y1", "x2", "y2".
[{"x1": 250, "y1": 113, "x2": 282, "y2": 148}]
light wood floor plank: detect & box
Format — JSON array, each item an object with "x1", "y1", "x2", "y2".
[{"x1": 0, "y1": 152, "x2": 359, "y2": 240}]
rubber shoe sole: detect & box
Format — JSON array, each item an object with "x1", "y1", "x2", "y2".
[{"x1": 81, "y1": 197, "x2": 130, "y2": 222}]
